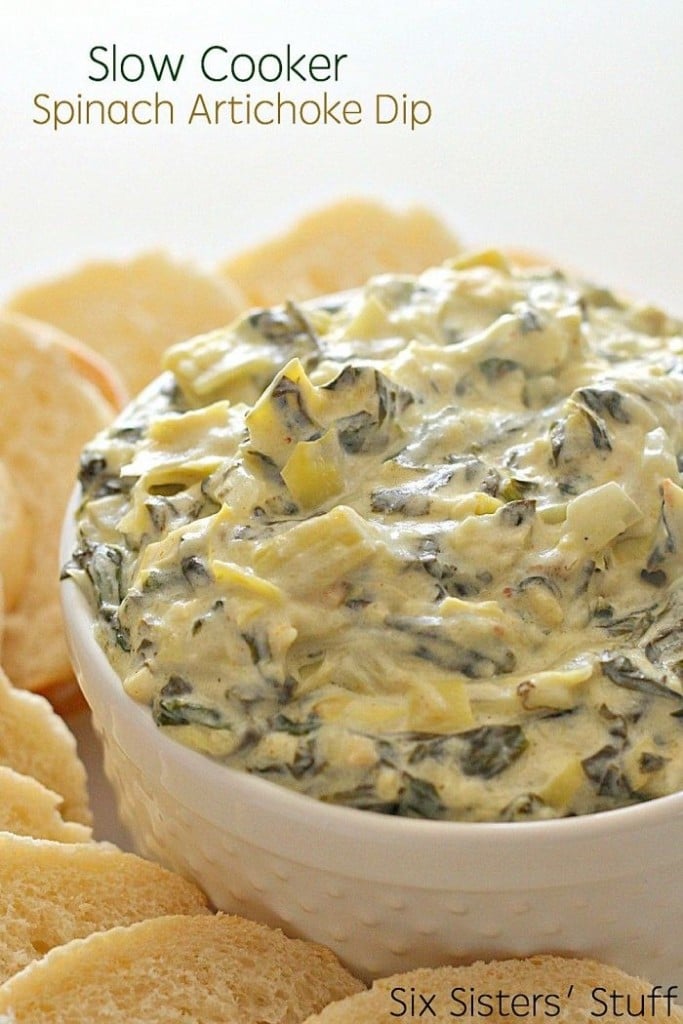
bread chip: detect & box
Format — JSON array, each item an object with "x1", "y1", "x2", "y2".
[
  {"x1": 219, "y1": 198, "x2": 460, "y2": 306},
  {"x1": 301, "y1": 955, "x2": 683, "y2": 1023},
  {"x1": 502, "y1": 247, "x2": 555, "y2": 270},
  {"x1": 0, "y1": 767, "x2": 91, "y2": 843},
  {"x1": 0, "y1": 913, "x2": 364, "y2": 1022},
  {"x1": 0, "y1": 833, "x2": 209, "y2": 984},
  {"x1": 56, "y1": 332, "x2": 128, "y2": 410},
  {"x1": 0, "y1": 668, "x2": 90, "y2": 824},
  {"x1": 0, "y1": 313, "x2": 116, "y2": 691},
  {"x1": 8, "y1": 252, "x2": 245, "y2": 396},
  {"x1": 0, "y1": 461, "x2": 31, "y2": 615}
]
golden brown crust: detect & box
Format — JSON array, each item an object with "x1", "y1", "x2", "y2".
[
  {"x1": 501, "y1": 246, "x2": 556, "y2": 270},
  {"x1": 0, "y1": 667, "x2": 91, "y2": 824},
  {"x1": 0, "y1": 766, "x2": 92, "y2": 842},
  {"x1": 0, "y1": 834, "x2": 209, "y2": 985},
  {"x1": 39, "y1": 677, "x2": 88, "y2": 717},
  {"x1": 0, "y1": 913, "x2": 364, "y2": 1022},
  {"x1": 0, "y1": 461, "x2": 31, "y2": 614},
  {"x1": 302, "y1": 956, "x2": 683, "y2": 1023},
  {"x1": 58, "y1": 333, "x2": 128, "y2": 410},
  {"x1": 8, "y1": 252, "x2": 245, "y2": 396},
  {"x1": 219, "y1": 197, "x2": 461, "y2": 306},
  {"x1": 0, "y1": 313, "x2": 115, "y2": 691}
]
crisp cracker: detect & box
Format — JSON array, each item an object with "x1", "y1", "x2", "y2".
[
  {"x1": 8, "y1": 252, "x2": 245, "y2": 396},
  {"x1": 0, "y1": 313, "x2": 115, "y2": 691},
  {"x1": 0, "y1": 667, "x2": 90, "y2": 824},
  {"x1": 219, "y1": 198, "x2": 460, "y2": 306},
  {"x1": 0, "y1": 766, "x2": 91, "y2": 843}
]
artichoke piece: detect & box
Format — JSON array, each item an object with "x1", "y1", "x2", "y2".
[
  {"x1": 253, "y1": 505, "x2": 381, "y2": 596},
  {"x1": 281, "y1": 429, "x2": 345, "y2": 509}
]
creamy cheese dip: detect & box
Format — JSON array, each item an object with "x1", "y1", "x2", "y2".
[{"x1": 65, "y1": 253, "x2": 683, "y2": 821}]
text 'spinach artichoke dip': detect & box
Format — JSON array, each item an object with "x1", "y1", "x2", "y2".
[{"x1": 65, "y1": 252, "x2": 683, "y2": 822}]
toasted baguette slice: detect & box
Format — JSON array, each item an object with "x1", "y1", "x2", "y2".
[
  {"x1": 502, "y1": 247, "x2": 555, "y2": 270},
  {"x1": 0, "y1": 313, "x2": 116, "y2": 691},
  {"x1": 0, "y1": 767, "x2": 91, "y2": 843},
  {"x1": 219, "y1": 198, "x2": 460, "y2": 306},
  {"x1": 0, "y1": 461, "x2": 31, "y2": 614},
  {"x1": 0, "y1": 668, "x2": 90, "y2": 824},
  {"x1": 302, "y1": 955, "x2": 683, "y2": 1023},
  {"x1": 0, "y1": 913, "x2": 364, "y2": 1022},
  {"x1": 8, "y1": 252, "x2": 245, "y2": 396},
  {"x1": 0, "y1": 833, "x2": 209, "y2": 984},
  {"x1": 55, "y1": 332, "x2": 128, "y2": 410}
]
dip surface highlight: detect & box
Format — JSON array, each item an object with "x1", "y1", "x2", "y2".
[{"x1": 65, "y1": 255, "x2": 683, "y2": 821}]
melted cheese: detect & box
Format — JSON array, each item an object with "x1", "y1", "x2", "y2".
[{"x1": 66, "y1": 255, "x2": 683, "y2": 821}]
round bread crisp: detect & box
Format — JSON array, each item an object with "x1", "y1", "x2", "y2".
[
  {"x1": 0, "y1": 913, "x2": 364, "y2": 1022},
  {"x1": 0, "y1": 461, "x2": 31, "y2": 614},
  {"x1": 7, "y1": 251, "x2": 245, "y2": 396},
  {"x1": 0, "y1": 766, "x2": 91, "y2": 843},
  {"x1": 501, "y1": 246, "x2": 554, "y2": 270},
  {"x1": 0, "y1": 667, "x2": 90, "y2": 824},
  {"x1": 301, "y1": 956, "x2": 683, "y2": 1023},
  {"x1": 0, "y1": 833, "x2": 209, "y2": 985},
  {"x1": 0, "y1": 313, "x2": 116, "y2": 692},
  {"x1": 219, "y1": 197, "x2": 461, "y2": 306},
  {"x1": 55, "y1": 331, "x2": 128, "y2": 411}
]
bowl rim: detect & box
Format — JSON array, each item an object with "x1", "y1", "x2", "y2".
[{"x1": 60, "y1": 484, "x2": 683, "y2": 859}]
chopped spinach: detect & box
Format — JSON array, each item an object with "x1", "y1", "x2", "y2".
[
  {"x1": 418, "y1": 543, "x2": 488, "y2": 599},
  {"x1": 645, "y1": 625, "x2": 683, "y2": 680},
  {"x1": 326, "y1": 774, "x2": 446, "y2": 819},
  {"x1": 78, "y1": 453, "x2": 108, "y2": 489},
  {"x1": 160, "y1": 675, "x2": 193, "y2": 697},
  {"x1": 242, "y1": 631, "x2": 272, "y2": 666},
  {"x1": 576, "y1": 387, "x2": 630, "y2": 424},
  {"x1": 640, "y1": 568, "x2": 668, "y2": 588},
  {"x1": 153, "y1": 697, "x2": 224, "y2": 728},
  {"x1": 599, "y1": 604, "x2": 657, "y2": 638},
  {"x1": 270, "y1": 374, "x2": 318, "y2": 436},
  {"x1": 516, "y1": 575, "x2": 562, "y2": 600},
  {"x1": 478, "y1": 357, "x2": 522, "y2": 383},
  {"x1": 269, "y1": 713, "x2": 320, "y2": 736},
  {"x1": 88, "y1": 544, "x2": 126, "y2": 611},
  {"x1": 518, "y1": 306, "x2": 543, "y2": 333},
  {"x1": 148, "y1": 482, "x2": 188, "y2": 497},
  {"x1": 371, "y1": 465, "x2": 455, "y2": 517},
  {"x1": 181, "y1": 556, "x2": 212, "y2": 588},
  {"x1": 581, "y1": 744, "x2": 639, "y2": 801},
  {"x1": 549, "y1": 419, "x2": 566, "y2": 464},
  {"x1": 500, "y1": 499, "x2": 536, "y2": 527},
  {"x1": 396, "y1": 775, "x2": 446, "y2": 818},
  {"x1": 638, "y1": 752, "x2": 667, "y2": 773},
  {"x1": 387, "y1": 614, "x2": 516, "y2": 677},
  {"x1": 600, "y1": 654, "x2": 681, "y2": 700},
  {"x1": 458, "y1": 725, "x2": 528, "y2": 779},
  {"x1": 327, "y1": 366, "x2": 413, "y2": 454},
  {"x1": 336, "y1": 410, "x2": 377, "y2": 453},
  {"x1": 579, "y1": 406, "x2": 612, "y2": 452},
  {"x1": 501, "y1": 793, "x2": 547, "y2": 820},
  {"x1": 249, "y1": 301, "x2": 321, "y2": 353}
]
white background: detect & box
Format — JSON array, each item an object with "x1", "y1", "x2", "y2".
[
  {"x1": 1, "y1": 2, "x2": 681, "y2": 842},
  {"x1": 2, "y1": 0, "x2": 681, "y2": 312}
]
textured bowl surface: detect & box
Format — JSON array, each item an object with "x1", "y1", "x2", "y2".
[{"x1": 61, "y1": 508, "x2": 683, "y2": 985}]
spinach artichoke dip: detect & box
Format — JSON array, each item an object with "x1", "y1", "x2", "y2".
[{"x1": 65, "y1": 252, "x2": 683, "y2": 822}]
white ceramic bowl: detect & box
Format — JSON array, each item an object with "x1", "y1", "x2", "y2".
[{"x1": 60, "y1": 507, "x2": 683, "y2": 986}]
